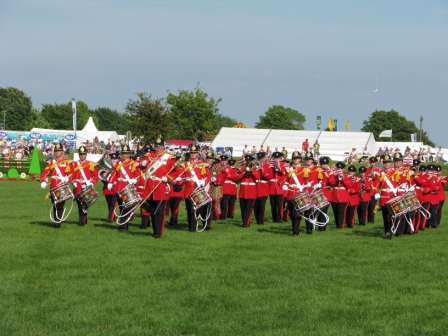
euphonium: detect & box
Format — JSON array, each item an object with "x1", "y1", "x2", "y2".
[{"x1": 96, "y1": 154, "x2": 114, "y2": 183}]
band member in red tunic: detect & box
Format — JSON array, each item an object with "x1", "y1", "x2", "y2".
[
  {"x1": 253, "y1": 151, "x2": 273, "y2": 224},
  {"x1": 317, "y1": 156, "x2": 332, "y2": 231},
  {"x1": 357, "y1": 166, "x2": 373, "y2": 226},
  {"x1": 178, "y1": 144, "x2": 212, "y2": 232},
  {"x1": 269, "y1": 151, "x2": 287, "y2": 223},
  {"x1": 302, "y1": 152, "x2": 324, "y2": 233},
  {"x1": 140, "y1": 137, "x2": 178, "y2": 238},
  {"x1": 435, "y1": 165, "x2": 446, "y2": 226},
  {"x1": 40, "y1": 143, "x2": 73, "y2": 227},
  {"x1": 285, "y1": 151, "x2": 307, "y2": 235},
  {"x1": 113, "y1": 145, "x2": 142, "y2": 231},
  {"x1": 413, "y1": 164, "x2": 427, "y2": 231},
  {"x1": 327, "y1": 162, "x2": 354, "y2": 229},
  {"x1": 220, "y1": 158, "x2": 239, "y2": 220},
  {"x1": 421, "y1": 164, "x2": 440, "y2": 229},
  {"x1": 365, "y1": 156, "x2": 382, "y2": 223},
  {"x1": 167, "y1": 162, "x2": 184, "y2": 226},
  {"x1": 345, "y1": 165, "x2": 361, "y2": 228},
  {"x1": 378, "y1": 154, "x2": 399, "y2": 239},
  {"x1": 70, "y1": 146, "x2": 99, "y2": 226},
  {"x1": 100, "y1": 152, "x2": 120, "y2": 222},
  {"x1": 235, "y1": 154, "x2": 261, "y2": 227}
]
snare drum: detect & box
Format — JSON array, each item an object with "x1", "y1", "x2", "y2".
[
  {"x1": 118, "y1": 184, "x2": 141, "y2": 208},
  {"x1": 386, "y1": 194, "x2": 408, "y2": 217},
  {"x1": 403, "y1": 191, "x2": 420, "y2": 212},
  {"x1": 50, "y1": 184, "x2": 74, "y2": 204},
  {"x1": 310, "y1": 189, "x2": 329, "y2": 208},
  {"x1": 189, "y1": 187, "x2": 212, "y2": 210},
  {"x1": 290, "y1": 192, "x2": 312, "y2": 213},
  {"x1": 77, "y1": 185, "x2": 99, "y2": 208}
]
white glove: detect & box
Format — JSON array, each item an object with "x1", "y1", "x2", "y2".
[
  {"x1": 62, "y1": 176, "x2": 69, "y2": 183},
  {"x1": 313, "y1": 182, "x2": 322, "y2": 190},
  {"x1": 400, "y1": 183, "x2": 407, "y2": 189},
  {"x1": 141, "y1": 161, "x2": 147, "y2": 167},
  {"x1": 107, "y1": 183, "x2": 114, "y2": 190},
  {"x1": 40, "y1": 182, "x2": 47, "y2": 189},
  {"x1": 161, "y1": 176, "x2": 168, "y2": 183},
  {"x1": 305, "y1": 182, "x2": 312, "y2": 189},
  {"x1": 129, "y1": 178, "x2": 137, "y2": 185},
  {"x1": 408, "y1": 185, "x2": 415, "y2": 191},
  {"x1": 211, "y1": 177, "x2": 216, "y2": 183},
  {"x1": 374, "y1": 193, "x2": 380, "y2": 200},
  {"x1": 73, "y1": 182, "x2": 78, "y2": 188},
  {"x1": 86, "y1": 181, "x2": 93, "y2": 187},
  {"x1": 282, "y1": 185, "x2": 288, "y2": 191},
  {"x1": 197, "y1": 180, "x2": 205, "y2": 187},
  {"x1": 175, "y1": 176, "x2": 182, "y2": 182}
]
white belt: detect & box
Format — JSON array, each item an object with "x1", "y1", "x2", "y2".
[
  {"x1": 257, "y1": 180, "x2": 269, "y2": 183},
  {"x1": 334, "y1": 187, "x2": 346, "y2": 190},
  {"x1": 148, "y1": 176, "x2": 163, "y2": 181},
  {"x1": 269, "y1": 179, "x2": 278, "y2": 182},
  {"x1": 415, "y1": 186, "x2": 421, "y2": 189},
  {"x1": 51, "y1": 176, "x2": 65, "y2": 180},
  {"x1": 382, "y1": 189, "x2": 394, "y2": 192},
  {"x1": 289, "y1": 185, "x2": 301, "y2": 189},
  {"x1": 241, "y1": 182, "x2": 256, "y2": 186},
  {"x1": 224, "y1": 181, "x2": 236, "y2": 185}
]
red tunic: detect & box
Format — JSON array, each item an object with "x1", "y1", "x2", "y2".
[
  {"x1": 70, "y1": 160, "x2": 99, "y2": 195},
  {"x1": 142, "y1": 151, "x2": 178, "y2": 201},
  {"x1": 236, "y1": 168, "x2": 261, "y2": 199},
  {"x1": 40, "y1": 157, "x2": 73, "y2": 189}
]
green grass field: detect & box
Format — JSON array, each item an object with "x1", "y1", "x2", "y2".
[{"x1": 1, "y1": 180, "x2": 447, "y2": 336}]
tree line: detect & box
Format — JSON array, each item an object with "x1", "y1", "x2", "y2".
[{"x1": 0, "y1": 86, "x2": 435, "y2": 146}]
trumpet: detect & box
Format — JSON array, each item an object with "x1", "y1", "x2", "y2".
[{"x1": 245, "y1": 161, "x2": 255, "y2": 172}]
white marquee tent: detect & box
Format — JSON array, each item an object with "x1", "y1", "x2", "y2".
[{"x1": 211, "y1": 128, "x2": 378, "y2": 161}]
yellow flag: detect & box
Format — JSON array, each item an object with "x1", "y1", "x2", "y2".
[
  {"x1": 346, "y1": 121, "x2": 350, "y2": 132},
  {"x1": 328, "y1": 118, "x2": 333, "y2": 131}
]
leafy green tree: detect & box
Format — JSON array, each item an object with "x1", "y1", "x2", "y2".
[
  {"x1": 125, "y1": 93, "x2": 169, "y2": 144},
  {"x1": 0, "y1": 87, "x2": 33, "y2": 130},
  {"x1": 166, "y1": 84, "x2": 222, "y2": 141},
  {"x1": 41, "y1": 100, "x2": 93, "y2": 130},
  {"x1": 91, "y1": 106, "x2": 130, "y2": 134},
  {"x1": 214, "y1": 114, "x2": 238, "y2": 130},
  {"x1": 29, "y1": 108, "x2": 51, "y2": 128},
  {"x1": 361, "y1": 110, "x2": 434, "y2": 146},
  {"x1": 255, "y1": 105, "x2": 306, "y2": 130}
]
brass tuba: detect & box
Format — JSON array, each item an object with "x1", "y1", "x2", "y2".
[{"x1": 96, "y1": 154, "x2": 114, "y2": 183}]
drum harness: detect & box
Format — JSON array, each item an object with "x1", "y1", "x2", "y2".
[
  {"x1": 188, "y1": 163, "x2": 212, "y2": 232},
  {"x1": 289, "y1": 169, "x2": 329, "y2": 228},
  {"x1": 115, "y1": 162, "x2": 142, "y2": 225},
  {"x1": 76, "y1": 161, "x2": 94, "y2": 213},
  {"x1": 380, "y1": 172, "x2": 429, "y2": 234},
  {"x1": 49, "y1": 160, "x2": 74, "y2": 224}
]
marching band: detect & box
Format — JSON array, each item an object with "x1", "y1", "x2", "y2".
[{"x1": 40, "y1": 140, "x2": 446, "y2": 239}]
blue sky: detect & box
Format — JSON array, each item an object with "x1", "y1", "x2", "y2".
[{"x1": 1, "y1": 0, "x2": 447, "y2": 146}]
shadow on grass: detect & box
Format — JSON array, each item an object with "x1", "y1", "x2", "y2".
[
  {"x1": 257, "y1": 225, "x2": 291, "y2": 235},
  {"x1": 344, "y1": 226, "x2": 387, "y2": 239},
  {"x1": 29, "y1": 220, "x2": 79, "y2": 228}
]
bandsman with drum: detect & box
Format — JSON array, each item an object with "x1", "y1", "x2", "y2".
[
  {"x1": 317, "y1": 156, "x2": 332, "y2": 231},
  {"x1": 113, "y1": 145, "x2": 142, "y2": 231},
  {"x1": 178, "y1": 144, "x2": 212, "y2": 232},
  {"x1": 40, "y1": 143, "x2": 73, "y2": 228},
  {"x1": 71, "y1": 146, "x2": 99, "y2": 226},
  {"x1": 327, "y1": 162, "x2": 354, "y2": 229},
  {"x1": 378, "y1": 154, "x2": 399, "y2": 239},
  {"x1": 100, "y1": 152, "x2": 120, "y2": 222}
]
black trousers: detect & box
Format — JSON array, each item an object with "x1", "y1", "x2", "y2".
[
  {"x1": 316, "y1": 203, "x2": 330, "y2": 231},
  {"x1": 288, "y1": 201, "x2": 302, "y2": 234},
  {"x1": 254, "y1": 196, "x2": 268, "y2": 224},
  {"x1": 168, "y1": 197, "x2": 182, "y2": 225},
  {"x1": 105, "y1": 194, "x2": 117, "y2": 222},
  {"x1": 75, "y1": 197, "x2": 87, "y2": 225},
  {"x1": 185, "y1": 198, "x2": 211, "y2": 231},
  {"x1": 367, "y1": 196, "x2": 377, "y2": 222},
  {"x1": 240, "y1": 198, "x2": 255, "y2": 227},
  {"x1": 357, "y1": 201, "x2": 369, "y2": 225},
  {"x1": 270, "y1": 194, "x2": 284, "y2": 222},
  {"x1": 147, "y1": 197, "x2": 167, "y2": 236},
  {"x1": 331, "y1": 202, "x2": 348, "y2": 228},
  {"x1": 51, "y1": 197, "x2": 65, "y2": 224},
  {"x1": 221, "y1": 194, "x2": 237, "y2": 219}
]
